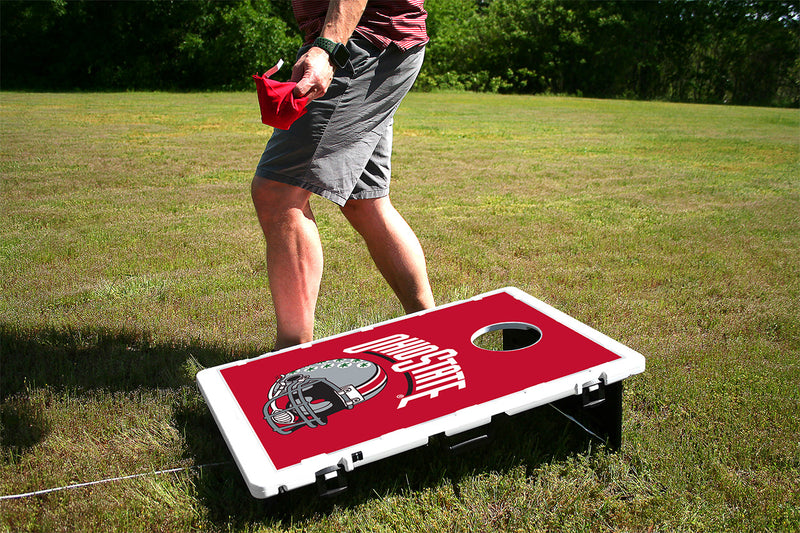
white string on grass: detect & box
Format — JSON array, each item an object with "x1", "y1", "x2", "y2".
[
  {"x1": 548, "y1": 403, "x2": 607, "y2": 443},
  {"x1": 0, "y1": 462, "x2": 230, "y2": 501},
  {"x1": 2, "y1": 407, "x2": 607, "y2": 502}
]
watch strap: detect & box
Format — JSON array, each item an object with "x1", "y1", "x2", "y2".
[
  {"x1": 313, "y1": 37, "x2": 338, "y2": 56},
  {"x1": 312, "y1": 37, "x2": 349, "y2": 69}
]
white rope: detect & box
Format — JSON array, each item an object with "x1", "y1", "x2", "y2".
[
  {"x1": 548, "y1": 403, "x2": 607, "y2": 443},
  {"x1": 0, "y1": 462, "x2": 230, "y2": 501},
  {"x1": 1, "y1": 406, "x2": 609, "y2": 502}
]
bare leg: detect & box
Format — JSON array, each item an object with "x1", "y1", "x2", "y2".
[
  {"x1": 340, "y1": 196, "x2": 434, "y2": 313},
  {"x1": 251, "y1": 177, "x2": 323, "y2": 349}
]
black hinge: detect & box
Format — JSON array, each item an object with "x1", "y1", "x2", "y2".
[
  {"x1": 433, "y1": 424, "x2": 493, "y2": 455},
  {"x1": 446, "y1": 432, "x2": 491, "y2": 453}
]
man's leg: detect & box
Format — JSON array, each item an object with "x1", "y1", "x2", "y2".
[
  {"x1": 251, "y1": 176, "x2": 323, "y2": 349},
  {"x1": 340, "y1": 197, "x2": 434, "y2": 313}
]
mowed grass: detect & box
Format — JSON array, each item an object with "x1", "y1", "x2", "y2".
[{"x1": 1, "y1": 90, "x2": 798, "y2": 532}]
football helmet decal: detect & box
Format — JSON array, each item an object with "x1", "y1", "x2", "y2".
[{"x1": 263, "y1": 358, "x2": 387, "y2": 434}]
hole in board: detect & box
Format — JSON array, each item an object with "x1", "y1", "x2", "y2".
[{"x1": 470, "y1": 322, "x2": 542, "y2": 351}]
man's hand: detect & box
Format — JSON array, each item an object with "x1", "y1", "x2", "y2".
[
  {"x1": 292, "y1": 46, "x2": 335, "y2": 100},
  {"x1": 291, "y1": 0, "x2": 367, "y2": 101}
]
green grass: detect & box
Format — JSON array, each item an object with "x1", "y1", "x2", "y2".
[{"x1": 1, "y1": 91, "x2": 799, "y2": 532}]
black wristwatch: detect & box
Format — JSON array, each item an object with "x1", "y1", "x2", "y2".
[{"x1": 312, "y1": 37, "x2": 350, "y2": 69}]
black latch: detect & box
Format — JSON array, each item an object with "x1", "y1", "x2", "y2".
[
  {"x1": 581, "y1": 378, "x2": 606, "y2": 408},
  {"x1": 314, "y1": 464, "x2": 348, "y2": 498}
]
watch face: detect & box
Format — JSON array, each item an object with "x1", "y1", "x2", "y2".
[{"x1": 332, "y1": 43, "x2": 350, "y2": 69}]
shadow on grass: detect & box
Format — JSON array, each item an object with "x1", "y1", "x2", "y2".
[
  {"x1": 0, "y1": 322, "x2": 238, "y2": 453},
  {"x1": 1, "y1": 322, "x2": 601, "y2": 527},
  {"x1": 175, "y1": 396, "x2": 602, "y2": 527}
]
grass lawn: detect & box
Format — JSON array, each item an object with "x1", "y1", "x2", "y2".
[{"x1": 1, "y1": 91, "x2": 798, "y2": 532}]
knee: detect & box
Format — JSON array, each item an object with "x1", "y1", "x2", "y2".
[
  {"x1": 251, "y1": 176, "x2": 279, "y2": 210},
  {"x1": 251, "y1": 176, "x2": 313, "y2": 228},
  {"x1": 340, "y1": 197, "x2": 391, "y2": 227}
]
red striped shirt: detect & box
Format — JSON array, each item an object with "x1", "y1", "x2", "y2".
[{"x1": 292, "y1": 0, "x2": 428, "y2": 50}]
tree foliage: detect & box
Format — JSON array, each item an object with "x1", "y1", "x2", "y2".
[
  {"x1": 420, "y1": 0, "x2": 799, "y2": 106},
  {"x1": 0, "y1": 0, "x2": 300, "y2": 90},
  {"x1": 1, "y1": 0, "x2": 797, "y2": 106}
]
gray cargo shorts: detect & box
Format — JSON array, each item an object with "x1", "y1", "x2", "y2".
[{"x1": 255, "y1": 36, "x2": 425, "y2": 206}]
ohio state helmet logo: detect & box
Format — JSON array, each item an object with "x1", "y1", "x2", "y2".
[{"x1": 263, "y1": 358, "x2": 387, "y2": 434}]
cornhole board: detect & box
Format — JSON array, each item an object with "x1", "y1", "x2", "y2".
[{"x1": 196, "y1": 287, "x2": 645, "y2": 499}]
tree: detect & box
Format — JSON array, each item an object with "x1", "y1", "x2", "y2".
[
  {"x1": 0, "y1": 0, "x2": 301, "y2": 90},
  {"x1": 419, "y1": 0, "x2": 798, "y2": 106},
  {"x1": 1, "y1": 0, "x2": 797, "y2": 105}
]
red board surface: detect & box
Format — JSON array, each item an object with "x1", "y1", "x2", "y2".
[{"x1": 220, "y1": 291, "x2": 621, "y2": 470}]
